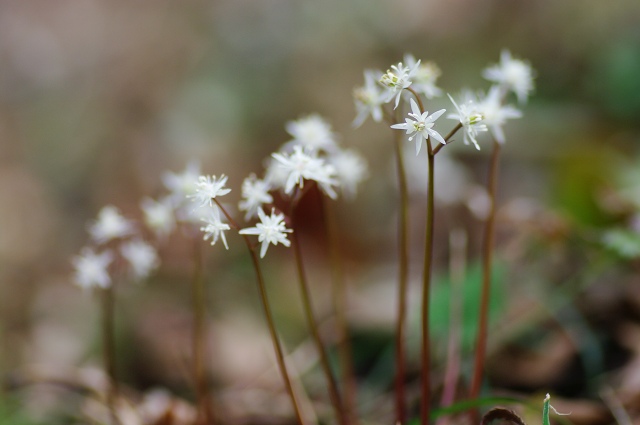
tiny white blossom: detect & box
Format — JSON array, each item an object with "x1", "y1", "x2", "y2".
[
  {"x1": 478, "y1": 86, "x2": 522, "y2": 144},
  {"x1": 446, "y1": 93, "x2": 487, "y2": 150},
  {"x1": 391, "y1": 98, "x2": 446, "y2": 155},
  {"x1": 329, "y1": 149, "x2": 369, "y2": 199},
  {"x1": 483, "y1": 50, "x2": 534, "y2": 103},
  {"x1": 141, "y1": 197, "x2": 176, "y2": 238},
  {"x1": 264, "y1": 157, "x2": 290, "y2": 192},
  {"x1": 271, "y1": 146, "x2": 338, "y2": 198},
  {"x1": 379, "y1": 60, "x2": 420, "y2": 109},
  {"x1": 162, "y1": 161, "x2": 201, "y2": 201},
  {"x1": 284, "y1": 114, "x2": 338, "y2": 153},
  {"x1": 200, "y1": 206, "x2": 231, "y2": 249},
  {"x1": 353, "y1": 70, "x2": 384, "y2": 128},
  {"x1": 404, "y1": 54, "x2": 443, "y2": 99},
  {"x1": 239, "y1": 174, "x2": 273, "y2": 221},
  {"x1": 88, "y1": 205, "x2": 135, "y2": 245},
  {"x1": 72, "y1": 248, "x2": 113, "y2": 290},
  {"x1": 190, "y1": 174, "x2": 232, "y2": 208},
  {"x1": 239, "y1": 208, "x2": 292, "y2": 258},
  {"x1": 121, "y1": 239, "x2": 160, "y2": 280}
]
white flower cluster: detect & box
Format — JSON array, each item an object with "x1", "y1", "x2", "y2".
[
  {"x1": 183, "y1": 114, "x2": 369, "y2": 258},
  {"x1": 235, "y1": 114, "x2": 368, "y2": 257},
  {"x1": 72, "y1": 205, "x2": 160, "y2": 290},
  {"x1": 353, "y1": 50, "x2": 534, "y2": 153}
]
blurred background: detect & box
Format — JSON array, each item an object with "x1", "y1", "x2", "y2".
[{"x1": 2, "y1": 0, "x2": 640, "y2": 423}]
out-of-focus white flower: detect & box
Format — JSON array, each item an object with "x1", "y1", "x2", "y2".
[
  {"x1": 72, "y1": 248, "x2": 113, "y2": 290},
  {"x1": 200, "y1": 206, "x2": 231, "y2": 249},
  {"x1": 483, "y1": 50, "x2": 534, "y2": 103},
  {"x1": 88, "y1": 205, "x2": 135, "y2": 245},
  {"x1": 141, "y1": 197, "x2": 176, "y2": 238},
  {"x1": 404, "y1": 54, "x2": 442, "y2": 99},
  {"x1": 239, "y1": 174, "x2": 273, "y2": 221},
  {"x1": 162, "y1": 161, "x2": 201, "y2": 201},
  {"x1": 353, "y1": 70, "x2": 384, "y2": 128},
  {"x1": 329, "y1": 149, "x2": 369, "y2": 199},
  {"x1": 284, "y1": 114, "x2": 338, "y2": 153},
  {"x1": 120, "y1": 239, "x2": 160, "y2": 280},
  {"x1": 391, "y1": 98, "x2": 446, "y2": 155},
  {"x1": 379, "y1": 60, "x2": 420, "y2": 109},
  {"x1": 190, "y1": 175, "x2": 232, "y2": 208},
  {"x1": 446, "y1": 93, "x2": 487, "y2": 150},
  {"x1": 264, "y1": 157, "x2": 290, "y2": 192},
  {"x1": 271, "y1": 146, "x2": 338, "y2": 199},
  {"x1": 239, "y1": 208, "x2": 292, "y2": 258},
  {"x1": 478, "y1": 86, "x2": 522, "y2": 144}
]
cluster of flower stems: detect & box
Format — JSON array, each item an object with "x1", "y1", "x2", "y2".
[{"x1": 86, "y1": 50, "x2": 533, "y2": 425}]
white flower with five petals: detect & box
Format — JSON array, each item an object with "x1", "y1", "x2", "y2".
[
  {"x1": 239, "y1": 174, "x2": 273, "y2": 221},
  {"x1": 271, "y1": 146, "x2": 338, "y2": 199},
  {"x1": 200, "y1": 206, "x2": 231, "y2": 249},
  {"x1": 446, "y1": 93, "x2": 487, "y2": 150},
  {"x1": 478, "y1": 86, "x2": 522, "y2": 144},
  {"x1": 72, "y1": 248, "x2": 113, "y2": 290},
  {"x1": 404, "y1": 54, "x2": 443, "y2": 99},
  {"x1": 239, "y1": 208, "x2": 293, "y2": 258},
  {"x1": 391, "y1": 98, "x2": 446, "y2": 155},
  {"x1": 120, "y1": 239, "x2": 160, "y2": 280},
  {"x1": 88, "y1": 205, "x2": 135, "y2": 245},
  {"x1": 379, "y1": 60, "x2": 420, "y2": 109},
  {"x1": 483, "y1": 50, "x2": 534, "y2": 104},
  {"x1": 353, "y1": 70, "x2": 384, "y2": 128},
  {"x1": 190, "y1": 175, "x2": 232, "y2": 208}
]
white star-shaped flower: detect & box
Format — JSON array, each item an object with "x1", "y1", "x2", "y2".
[
  {"x1": 391, "y1": 98, "x2": 446, "y2": 155},
  {"x1": 141, "y1": 197, "x2": 176, "y2": 239},
  {"x1": 190, "y1": 174, "x2": 232, "y2": 208},
  {"x1": 120, "y1": 239, "x2": 160, "y2": 280},
  {"x1": 404, "y1": 54, "x2": 443, "y2": 99},
  {"x1": 271, "y1": 146, "x2": 338, "y2": 199},
  {"x1": 72, "y1": 248, "x2": 113, "y2": 290},
  {"x1": 328, "y1": 149, "x2": 369, "y2": 199},
  {"x1": 478, "y1": 86, "x2": 522, "y2": 144},
  {"x1": 88, "y1": 205, "x2": 135, "y2": 245},
  {"x1": 379, "y1": 60, "x2": 420, "y2": 109},
  {"x1": 284, "y1": 114, "x2": 338, "y2": 153},
  {"x1": 483, "y1": 50, "x2": 535, "y2": 104},
  {"x1": 239, "y1": 174, "x2": 273, "y2": 221},
  {"x1": 353, "y1": 69, "x2": 384, "y2": 128},
  {"x1": 200, "y1": 206, "x2": 231, "y2": 249},
  {"x1": 446, "y1": 93, "x2": 488, "y2": 150},
  {"x1": 239, "y1": 208, "x2": 292, "y2": 258},
  {"x1": 162, "y1": 161, "x2": 201, "y2": 202}
]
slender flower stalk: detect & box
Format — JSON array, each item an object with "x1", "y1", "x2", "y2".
[
  {"x1": 421, "y1": 147, "x2": 435, "y2": 425},
  {"x1": 391, "y1": 124, "x2": 410, "y2": 425},
  {"x1": 469, "y1": 140, "x2": 501, "y2": 407},
  {"x1": 191, "y1": 239, "x2": 213, "y2": 425},
  {"x1": 289, "y1": 210, "x2": 348, "y2": 425},
  {"x1": 437, "y1": 229, "x2": 467, "y2": 425},
  {"x1": 213, "y1": 199, "x2": 307, "y2": 425},
  {"x1": 321, "y1": 195, "x2": 358, "y2": 424},
  {"x1": 101, "y1": 285, "x2": 119, "y2": 425}
]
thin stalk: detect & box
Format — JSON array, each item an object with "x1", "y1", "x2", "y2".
[
  {"x1": 420, "y1": 150, "x2": 436, "y2": 425},
  {"x1": 392, "y1": 128, "x2": 410, "y2": 425},
  {"x1": 214, "y1": 199, "x2": 307, "y2": 425},
  {"x1": 437, "y1": 229, "x2": 467, "y2": 425},
  {"x1": 191, "y1": 240, "x2": 213, "y2": 425},
  {"x1": 470, "y1": 140, "x2": 502, "y2": 406},
  {"x1": 321, "y1": 195, "x2": 358, "y2": 424},
  {"x1": 290, "y1": 220, "x2": 348, "y2": 425},
  {"x1": 433, "y1": 123, "x2": 462, "y2": 156},
  {"x1": 101, "y1": 285, "x2": 119, "y2": 425}
]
